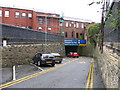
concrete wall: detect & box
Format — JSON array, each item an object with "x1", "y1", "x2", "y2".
[
  {"x1": 77, "y1": 43, "x2": 94, "y2": 57},
  {"x1": 2, "y1": 42, "x2": 65, "y2": 67},
  {"x1": 95, "y1": 42, "x2": 119, "y2": 88}
]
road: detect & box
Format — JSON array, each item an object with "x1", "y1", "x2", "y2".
[{"x1": 0, "y1": 57, "x2": 105, "y2": 89}]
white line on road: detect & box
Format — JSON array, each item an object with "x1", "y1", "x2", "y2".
[{"x1": 30, "y1": 63, "x2": 44, "y2": 71}]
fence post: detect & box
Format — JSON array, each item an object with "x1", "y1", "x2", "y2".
[
  {"x1": 3, "y1": 40, "x2": 7, "y2": 47},
  {"x1": 13, "y1": 65, "x2": 16, "y2": 80}
]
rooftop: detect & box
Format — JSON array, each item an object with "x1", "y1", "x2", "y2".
[
  {"x1": 64, "y1": 16, "x2": 93, "y2": 23},
  {"x1": 0, "y1": 6, "x2": 59, "y2": 15}
]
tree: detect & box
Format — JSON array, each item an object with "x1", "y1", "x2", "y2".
[
  {"x1": 78, "y1": 34, "x2": 84, "y2": 40},
  {"x1": 105, "y1": 9, "x2": 120, "y2": 28},
  {"x1": 87, "y1": 23, "x2": 100, "y2": 47}
]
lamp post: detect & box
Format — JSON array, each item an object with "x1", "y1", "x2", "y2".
[
  {"x1": 100, "y1": 0, "x2": 105, "y2": 53},
  {"x1": 60, "y1": 12, "x2": 64, "y2": 36},
  {"x1": 44, "y1": 15, "x2": 47, "y2": 53}
]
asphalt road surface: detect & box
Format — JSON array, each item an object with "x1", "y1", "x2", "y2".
[{"x1": 1, "y1": 57, "x2": 105, "y2": 89}]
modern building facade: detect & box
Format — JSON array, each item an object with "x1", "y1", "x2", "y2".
[{"x1": 0, "y1": 7, "x2": 61, "y2": 34}]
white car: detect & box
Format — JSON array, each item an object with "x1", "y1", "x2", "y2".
[{"x1": 50, "y1": 53, "x2": 63, "y2": 63}]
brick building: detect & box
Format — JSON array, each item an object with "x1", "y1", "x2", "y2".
[
  {"x1": 0, "y1": 7, "x2": 94, "y2": 37},
  {"x1": 0, "y1": 7, "x2": 61, "y2": 34},
  {"x1": 61, "y1": 17, "x2": 94, "y2": 39}
]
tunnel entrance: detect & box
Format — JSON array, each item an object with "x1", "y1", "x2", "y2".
[{"x1": 65, "y1": 46, "x2": 78, "y2": 56}]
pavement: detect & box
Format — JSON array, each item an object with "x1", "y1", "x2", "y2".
[{"x1": 0, "y1": 64, "x2": 42, "y2": 85}]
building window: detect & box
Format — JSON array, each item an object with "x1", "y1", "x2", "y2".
[
  {"x1": 47, "y1": 19, "x2": 50, "y2": 24},
  {"x1": 5, "y1": 11, "x2": 9, "y2": 17},
  {"x1": 38, "y1": 18, "x2": 43, "y2": 24},
  {"x1": 71, "y1": 22, "x2": 74, "y2": 24},
  {"x1": 28, "y1": 26, "x2": 32, "y2": 29},
  {"x1": 38, "y1": 27, "x2": 42, "y2": 30},
  {"x1": 0, "y1": 10, "x2": 2, "y2": 17},
  {"x1": 81, "y1": 23, "x2": 84, "y2": 28},
  {"x1": 80, "y1": 33, "x2": 83, "y2": 35},
  {"x1": 21, "y1": 26, "x2": 26, "y2": 28},
  {"x1": 60, "y1": 23, "x2": 62, "y2": 26},
  {"x1": 72, "y1": 31, "x2": 74, "y2": 38},
  {"x1": 48, "y1": 27, "x2": 51, "y2": 30},
  {"x1": 65, "y1": 32, "x2": 67, "y2": 38},
  {"x1": 15, "y1": 12, "x2": 20, "y2": 18},
  {"x1": 66, "y1": 22, "x2": 68, "y2": 27},
  {"x1": 76, "y1": 23, "x2": 79, "y2": 28},
  {"x1": 22, "y1": 13, "x2": 26, "y2": 18},
  {"x1": 76, "y1": 33, "x2": 79, "y2": 38},
  {"x1": 69, "y1": 24, "x2": 71, "y2": 27},
  {"x1": 28, "y1": 13, "x2": 32, "y2": 19},
  {"x1": 74, "y1": 24, "x2": 76, "y2": 27}
]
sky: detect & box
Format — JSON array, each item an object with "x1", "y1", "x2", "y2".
[{"x1": 0, "y1": 0, "x2": 103, "y2": 22}]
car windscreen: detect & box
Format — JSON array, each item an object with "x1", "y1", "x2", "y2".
[
  {"x1": 51, "y1": 53, "x2": 60, "y2": 56},
  {"x1": 42, "y1": 54, "x2": 54, "y2": 58},
  {"x1": 69, "y1": 52, "x2": 73, "y2": 54}
]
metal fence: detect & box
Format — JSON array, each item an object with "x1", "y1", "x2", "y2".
[
  {"x1": 103, "y1": 2, "x2": 120, "y2": 54},
  {"x1": 104, "y1": 2, "x2": 120, "y2": 43},
  {"x1": 1, "y1": 23, "x2": 64, "y2": 45}
]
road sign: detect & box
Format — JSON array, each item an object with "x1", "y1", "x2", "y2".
[
  {"x1": 58, "y1": 48, "x2": 61, "y2": 52},
  {"x1": 64, "y1": 39, "x2": 78, "y2": 46},
  {"x1": 78, "y1": 40, "x2": 86, "y2": 46},
  {"x1": 64, "y1": 39, "x2": 87, "y2": 46}
]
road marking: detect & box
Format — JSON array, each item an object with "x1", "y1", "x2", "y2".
[
  {"x1": 90, "y1": 59, "x2": 94, "y2": 89},
  {"x1": 79, "y1": 61, "x2": 85, "y2": 63},
  {"x1": 30, "y1": 63, "x2": 44, "y2": 71},
  {"x1": 0, "y1": 57, "x2": 82, "y2": 89},
  {"x1": 86, "y1": 58, "x2": 94, "y2": 90}
]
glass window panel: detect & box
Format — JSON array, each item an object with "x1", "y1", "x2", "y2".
[
  {"x1": 5, "y1": 11, "x2": 9, "y2": 17},
  {"x1": 15, "y1": 12, "x2": 20, "y2": 18}
]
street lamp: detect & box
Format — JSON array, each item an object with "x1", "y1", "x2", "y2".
[{"x1": 44, "y1": 15, "x2": 47, "y2": 53}]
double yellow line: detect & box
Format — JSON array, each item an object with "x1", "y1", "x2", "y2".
[
  {"x1": 86, "y1": 58, "x2": 94, "y2": 90},
  {"x1": 0, "y1": 57, "x2": 81, "y2": 89}
]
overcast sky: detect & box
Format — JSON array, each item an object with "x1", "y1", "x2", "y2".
[{"x1": 0, "y1": 0, "x2": 103, "y2": 22}]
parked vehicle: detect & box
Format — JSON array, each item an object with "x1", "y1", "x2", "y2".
[
  {"x1": 50, "y1": 53, "x2": 63, "y2": 63},
  {"x1": 32, "y1": 53, "x2": 55, "y2": 67},
  {"x1": 67, "y1": 52, "x2": 79, "y2": 58}
]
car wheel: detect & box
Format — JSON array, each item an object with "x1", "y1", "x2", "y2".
[
  {"x1": 32, "y1": 61, "x2": 35, "y2": 64},
  {"x1": 37, "y1": 61, "x2": 41, "y2": 66},
  {"x1": 59, "y1": 60, "x2": 62, "y2": 63},
  {"x1": 51, "y1": 61, "x2": 55, "y2": 67}
]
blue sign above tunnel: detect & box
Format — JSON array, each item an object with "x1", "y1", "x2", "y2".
[
  {"x1": 64, "y1": 39, "x2": 78, "y2": 46},
  {"x1": 64, "y1": 39, "x2": 86, "y2": 46}
]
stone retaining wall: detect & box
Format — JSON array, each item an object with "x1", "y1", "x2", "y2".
[
  {"x1": 95, "y1": 42, "x2": 119, "y2": 88},
  {"x1": 2, "y1": 43, "x2": 65, "y2": 67}
]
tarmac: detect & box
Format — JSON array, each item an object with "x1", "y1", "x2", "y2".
[{"x1": 0, "y1": 58, "x2": 105, "y2": 88}]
